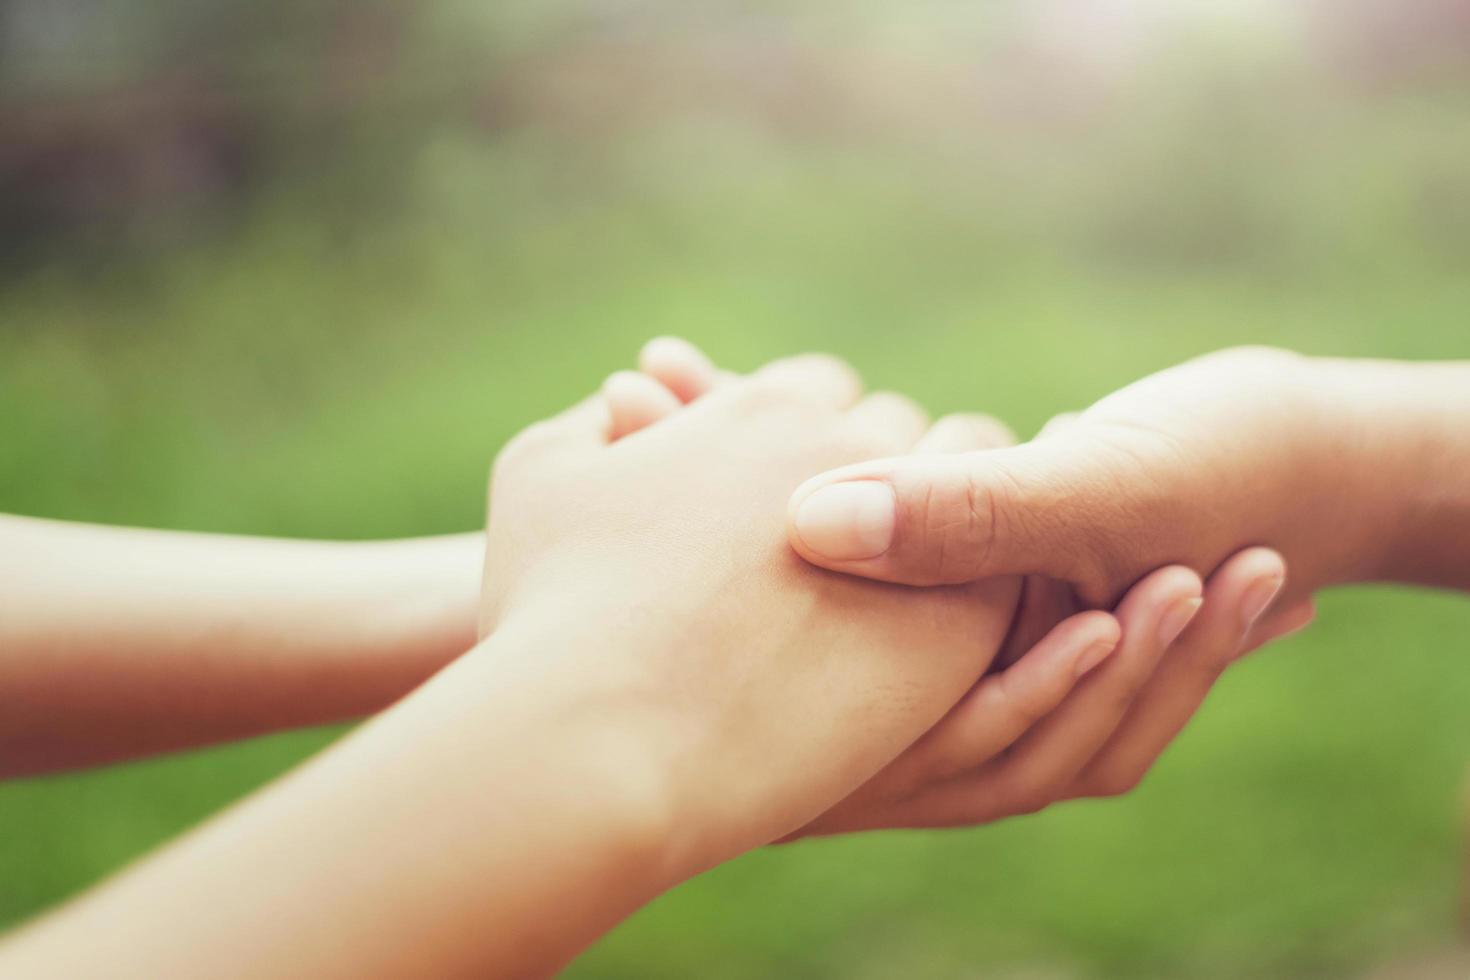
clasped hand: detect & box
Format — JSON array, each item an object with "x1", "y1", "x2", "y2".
[{"x1": 478, "y1": 339, "x2": 1311, "y2": 868}]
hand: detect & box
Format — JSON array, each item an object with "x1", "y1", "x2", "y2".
[
  {"x1": 0, "y1": 351, "x2": 1311, "y2": 980},
  {"x1": 621, "y1": 339, "x2": 1315, "y2": 828},
  {"x1": 800, "y1": 547, "x2": 1312, "y2": 834},
  {"x1": 781, "y1": 346, "x2": 1420, "y2": 606},
  {"x1": 480, "y1": 352, "x2": 1029, "y2": 872}
]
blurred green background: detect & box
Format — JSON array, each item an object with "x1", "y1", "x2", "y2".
[{"x1": 2, "y1": 2, "x2": 1469, "y2": 977}]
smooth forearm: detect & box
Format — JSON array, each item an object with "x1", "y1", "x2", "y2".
[
  {"x1": 0, "y1": 619, "x2": 677, "y2": 979},
  {"x1": 0, "y1": 516, "x2": 482, "y2": 776}
]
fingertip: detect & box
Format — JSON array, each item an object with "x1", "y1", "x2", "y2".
[
  {"x1": 602, "y1": 370, "x2": 682, "y2": 440},
  {"x1": 1120, "y1": 565, "x2": 1203, "y2": 614},
  {"x1": 638, "y1": 336, "x2": 717, "y2": 403},
  {"x1": 1164, "y1": 565, "x2": 1206, "y2": 599},
  {"x1": 787, "y1": 480, "x2": 897, "y2": 564},
  {"x1": 1006, "y1": 610, "x2": 1119, "y2": 707},
  {"x1": 1077, "y1": 608, "x2": 1124, "y2": 648},
  {"x1": 1216, "y1": 546, "x2": 1287, "y2": 586},
  {"x1": 1203, "y1": 546, "x2": 1287, "y2": 633},
  {"x1": 1114, "y1": 564, "x2": 1203, "y2": 650}
]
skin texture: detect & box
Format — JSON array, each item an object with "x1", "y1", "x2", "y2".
[
  {"x1": 783, "y1": 347, "x2": 1470, "y2": 603},
  {"x1": 630, "y1": 338, "x2": 1315, "y2": 830},
  {"x1": 0, "y1": 356, "x2": 1030, "y2": 978},
  {"x1": 0, "y1": 350, "x2": 1316, "y2": 977},
  {"x1": 0, "y1": 518, "x2": 481, "y2": 777},
  {"x1": 477, "y1": 354, "x2": 1031, "y2": 861},
  {"x1": 0, "y1": 343, "x2": 1279, "y2": 805}
]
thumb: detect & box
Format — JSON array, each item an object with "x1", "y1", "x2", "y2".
[{"x1": 786, "y1": 438, "x2": 1132, "y2": 593}]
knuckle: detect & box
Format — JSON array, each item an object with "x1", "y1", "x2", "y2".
[
  {"x1": 1054, "y1": 452, "x2": 1175, "y2": 605},
  {"x1": 971, "y1": 414, "x2": 1018, "y2": 448},
  {"x1": 753, "y1": 352, "x2": 863, "y2": 398},
  {"x1": 727, "y1": 376, "x2": 808, "y2": 416},
  {"x1": 905, "y1": 463, "x2": 1008, "y2": 585},
  {"x1": 866, "y1": 389, "x2": 924, "y2": 414},
  {"x1": 839, "y1": 414, "x2": 906, "y2": 459},
  {"x1": 785, "y1": 351, "x2": 859, "y2": 379}
]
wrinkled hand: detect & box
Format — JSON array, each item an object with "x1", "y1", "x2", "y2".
[{"x1": 783, "y1": 346, "x2": 1387, "y2": 609}]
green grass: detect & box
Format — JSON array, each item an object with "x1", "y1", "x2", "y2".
[{"x1": 1, "y1": 93, "x2": 1468, "y2": 978}]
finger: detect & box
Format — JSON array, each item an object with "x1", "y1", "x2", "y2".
[
  {"x1": 877, "y1": 566, "x2": 1202, "y2": 829},
  {"x1": 602, "y1": 371, "x2": 683, "y2": 440},
  {"x1": 1067, "y1": 548, "x2": 1285, "y2": 799},
  {"x1": 793, "y1": 610, "x2": 1119, "y2": 838},
  {"x1": 749, "y1": 353, "x2": 864, "y2": 410},
  {"x1": 846, "y1": 392, "x2": 930, "y2": 451},
  {"x1": 638, "y1": 336, "x2": 719, "y2": 403},
  {"x1": 946, "y1": 566, "x2": 1205, "y2": 825},
  {"x1": 993, "y1": 575, "x2": 1077, "y2": 672},
  {"x1": 895, "y1": 611, "x2": 1121, "y2": 786},
  {"x1": 914, "y1": 413, "x2": 1015, "y2": 454},
  {"x1": 786, "y1": 433, "x2": 1132, "y2": 588},
  {"x1": 1241, "y1": 596, "x2": 1315, "y2": 655}
]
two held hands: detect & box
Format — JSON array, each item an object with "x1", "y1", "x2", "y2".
[
  {"x1": 8, "y1": 341, "x2": 1465, "y2": 980},
  {"x1": 478, "y1": 339, "x2": 1312, "y2": 862}
]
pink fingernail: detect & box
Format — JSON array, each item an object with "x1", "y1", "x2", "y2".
[
  {"x1": 792, "y1": 482, "x2": 896, "y2": 561},
  {"x1": 1074, "y1": 638, "x2": 1118, "y2": 677},
  {"x1": 1158, "y1": 596, "x2": 1204, "y2": 647}
]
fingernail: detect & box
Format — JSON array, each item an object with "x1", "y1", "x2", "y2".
[
  {"x1": 1158, "y1": 596, "x2": 1204, "y2": 647},
  {"x1": 1240, "y1": 575, "x2": 1285, "y2": 630},
  {"x1": 792, "y1": 482, "x2": 896, "y2": 561},
  {"x1": 1074, "y1": 638, "x2": 1117, "y2": 677}
]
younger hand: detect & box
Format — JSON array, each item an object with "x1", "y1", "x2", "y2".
[{"x1": 482, "y1": 353, "x2": 1024, "y2": 871}]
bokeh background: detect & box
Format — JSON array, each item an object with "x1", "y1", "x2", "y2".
[{"x1": 3, "y1": 2, "x2": 1469, "y2": 977}]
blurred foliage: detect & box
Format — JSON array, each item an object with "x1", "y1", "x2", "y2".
[{"x1": 2, "y1": 3, "x2": 1469, "y2": 978}]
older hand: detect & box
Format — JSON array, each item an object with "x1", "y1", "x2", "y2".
[{"x1": 782, "y1": 347, "x2": 1410, "y2": 607}]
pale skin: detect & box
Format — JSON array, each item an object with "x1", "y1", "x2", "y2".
[
  {"x1": 0, "y1": 350, "x2": 1294, "y2": 977},
  {"x1": 622, "y1": 339, "x2": 1316, "y2": 823},
  {"x1": 0, "y1": 520, "x2": 483, "y2": 777},
  {"x1": 0, "y1": 349, "x2": 733, "y2": 779},
  {"x1": 0, "y1": 338, "x2": 1292, "y2": 797}
]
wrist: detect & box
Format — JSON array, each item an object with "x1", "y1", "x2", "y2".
[
  {"x1": 1305, "y1": 357, "x2": 1470, "y2": 590},
  {"x1": 347, "y1": 534, "x2": 483, "y2": 676},
  {"x1": 453, "y1": 606, "x2": 718, "y2": 888}
]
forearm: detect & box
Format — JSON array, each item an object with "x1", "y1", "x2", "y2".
[
  {"x1": 0, "y1": 619, "x2": 679, "y2": 979},
  {"x1": 1314, "y1": 358, "x2": 1470, "y2": 593},
  {"x1": 0, "y1": 516, "x2": 482, "y2": 777}
]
